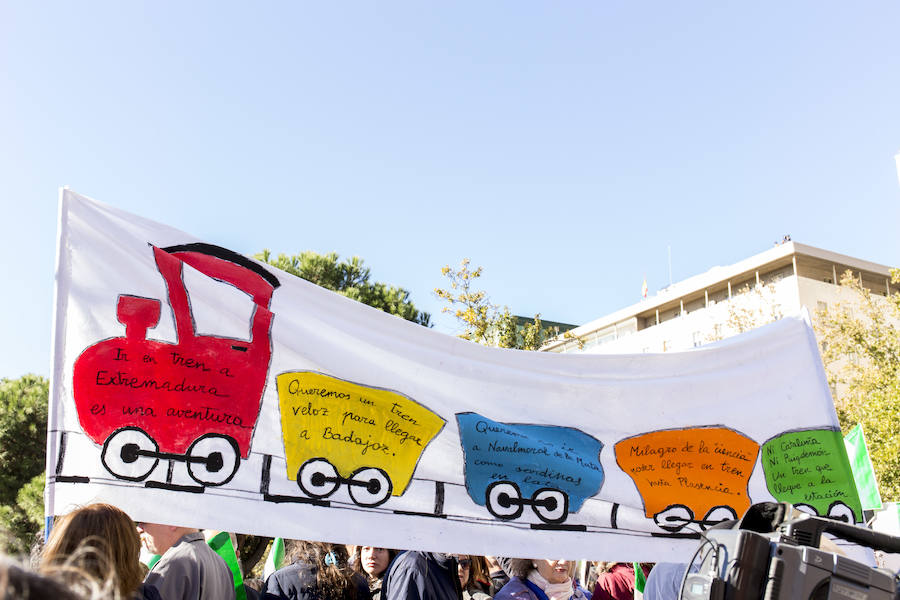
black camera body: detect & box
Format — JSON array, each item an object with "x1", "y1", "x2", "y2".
[{"x1": 681, "y1": 503, "x2": 900, "y2": 600}]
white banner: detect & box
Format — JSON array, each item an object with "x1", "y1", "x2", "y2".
[{"x1": 47, "y1": 189, "x2": 861, "y2": 560}]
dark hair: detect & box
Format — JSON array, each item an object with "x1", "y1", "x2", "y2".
[{"x1": 285, "y1": 541, "x2": 358, "y2": 600}]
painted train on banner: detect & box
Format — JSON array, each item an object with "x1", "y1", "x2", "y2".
[
  {"x1": 71, "y1": 243, "x2": 279, "y2": 488},
  {"x1": 58, "y1": 241, "x2": 863, "y2": 537}
]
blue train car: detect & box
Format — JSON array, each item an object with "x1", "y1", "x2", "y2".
[{"x1": 456, "y1": 412, "x2": 605, "y2": 524}]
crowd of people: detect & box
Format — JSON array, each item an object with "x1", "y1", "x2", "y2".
[{"x1": 0, "y1": 502, "x2": 683, "y2": 600}]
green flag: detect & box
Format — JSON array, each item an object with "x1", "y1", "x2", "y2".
[
  {"x1": 634, "y1": 563, "x2": 647, "y2": 596},
  {"x1": 264, "y1": 537, "x2": 286, "y2": 579},
  {"x1": 844, "y1": 424, "x2": 883, "y2": 511},
  {"x1": 143, "y1": 553, "x2": 161, "y2": 570},
  {"x1": 207, "y1": 531, "x2": 248, "y2": 600}
]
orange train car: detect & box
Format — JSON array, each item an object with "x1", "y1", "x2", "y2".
[{"x1": 615, "y1": 427, "x2": 760, "y2": 532}]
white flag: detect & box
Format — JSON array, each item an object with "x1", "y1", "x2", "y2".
[{"x1": 47, "y1": 189, "x2": 860, "y2": 560}]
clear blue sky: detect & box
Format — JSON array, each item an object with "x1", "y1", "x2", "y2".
[{"x1": 2, "y1": 2, "x2": 899, "y2": 379}]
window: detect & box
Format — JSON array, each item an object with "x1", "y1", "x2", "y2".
[
  {"x1": 183, "y1": 262, "x2": 254, "y2": 341},
  {"x1": 597, "y1": 333, "x2": 616, "y2": 345},
  {"x1": 617, "y1": 321, "x2": 637, "y2": 337},
  {"x1": 582, "y1": 334, "x2": 600, "y2": 350}
]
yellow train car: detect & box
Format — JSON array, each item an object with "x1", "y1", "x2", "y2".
[{"x1": 276, "y1": 371, "x2": 446, "y2": 507}]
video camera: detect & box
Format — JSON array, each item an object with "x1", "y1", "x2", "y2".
[{"x1": 680, "y1": 503, "x2": 900, "y2": 600}]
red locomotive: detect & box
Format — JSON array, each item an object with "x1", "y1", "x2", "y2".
[{"x1": 72, "y1": 243, "x2": 279, "y2": 487}]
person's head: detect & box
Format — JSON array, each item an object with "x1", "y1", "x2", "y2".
[
  {"x1": 286, "y1": 541, "x2": 358, "y2": 600},
  {"x1": 360, "y1": 547, "x2": 392, "y2": 579},
  {"x1": 41, "y1": 503, "x2": 145, "y2": 597},
  {"x1": 484, "y1": 555, "x2": 502, "y2": 574},
  {"x1": 2, "y1": 557, "x2": 89, "y2": 600},
  {"x1": 135, "y1": 522, "x2": 198, "y2": 556},
  {"x1": 350, "y1": 545, "x2": 398, "y2": 582},
  {"x1": 595, "y1": 562, "x2": 617, "y2": 574},
  {"x1": 507, "y1": 558, "x2": 572, "y2": 584},
  {"x1": 455, "y1": 555, "x2": 473, "y2": 588}
]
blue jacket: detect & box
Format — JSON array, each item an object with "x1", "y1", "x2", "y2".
[
  {"x1": 262, "y1": 561, "x2": 371, "y2": 600},
  {"x1": 381, "y1": 552, "x2": 462, "y2": 600},
  {"x1": 495, "y1": 577, "x2": 589, "y2": 600}
]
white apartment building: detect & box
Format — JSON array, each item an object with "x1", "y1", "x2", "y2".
[{"x1": 543, "y1": 242, "x2": 897, "y2": 355}]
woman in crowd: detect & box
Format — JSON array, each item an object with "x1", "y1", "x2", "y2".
[
  {"x1": 350, "y1": 546, "x2": 397, "y2": 600},
  {"x1": 39, "y1": 502, "x2": 160, "y2": 600},
  {"x1": 263, "y1": 540, "x2": 371, "y2": 600},
  {"x1": 456, "y1": 555, "x2": 492, "y2": 600},
  {"x1": 495, "y1": 558, "x2": 589, "y2": 600}
]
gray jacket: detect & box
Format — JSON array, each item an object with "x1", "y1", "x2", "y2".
[{"x1": 145, "y1": 532, "x2": 236, "y2": 600}]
